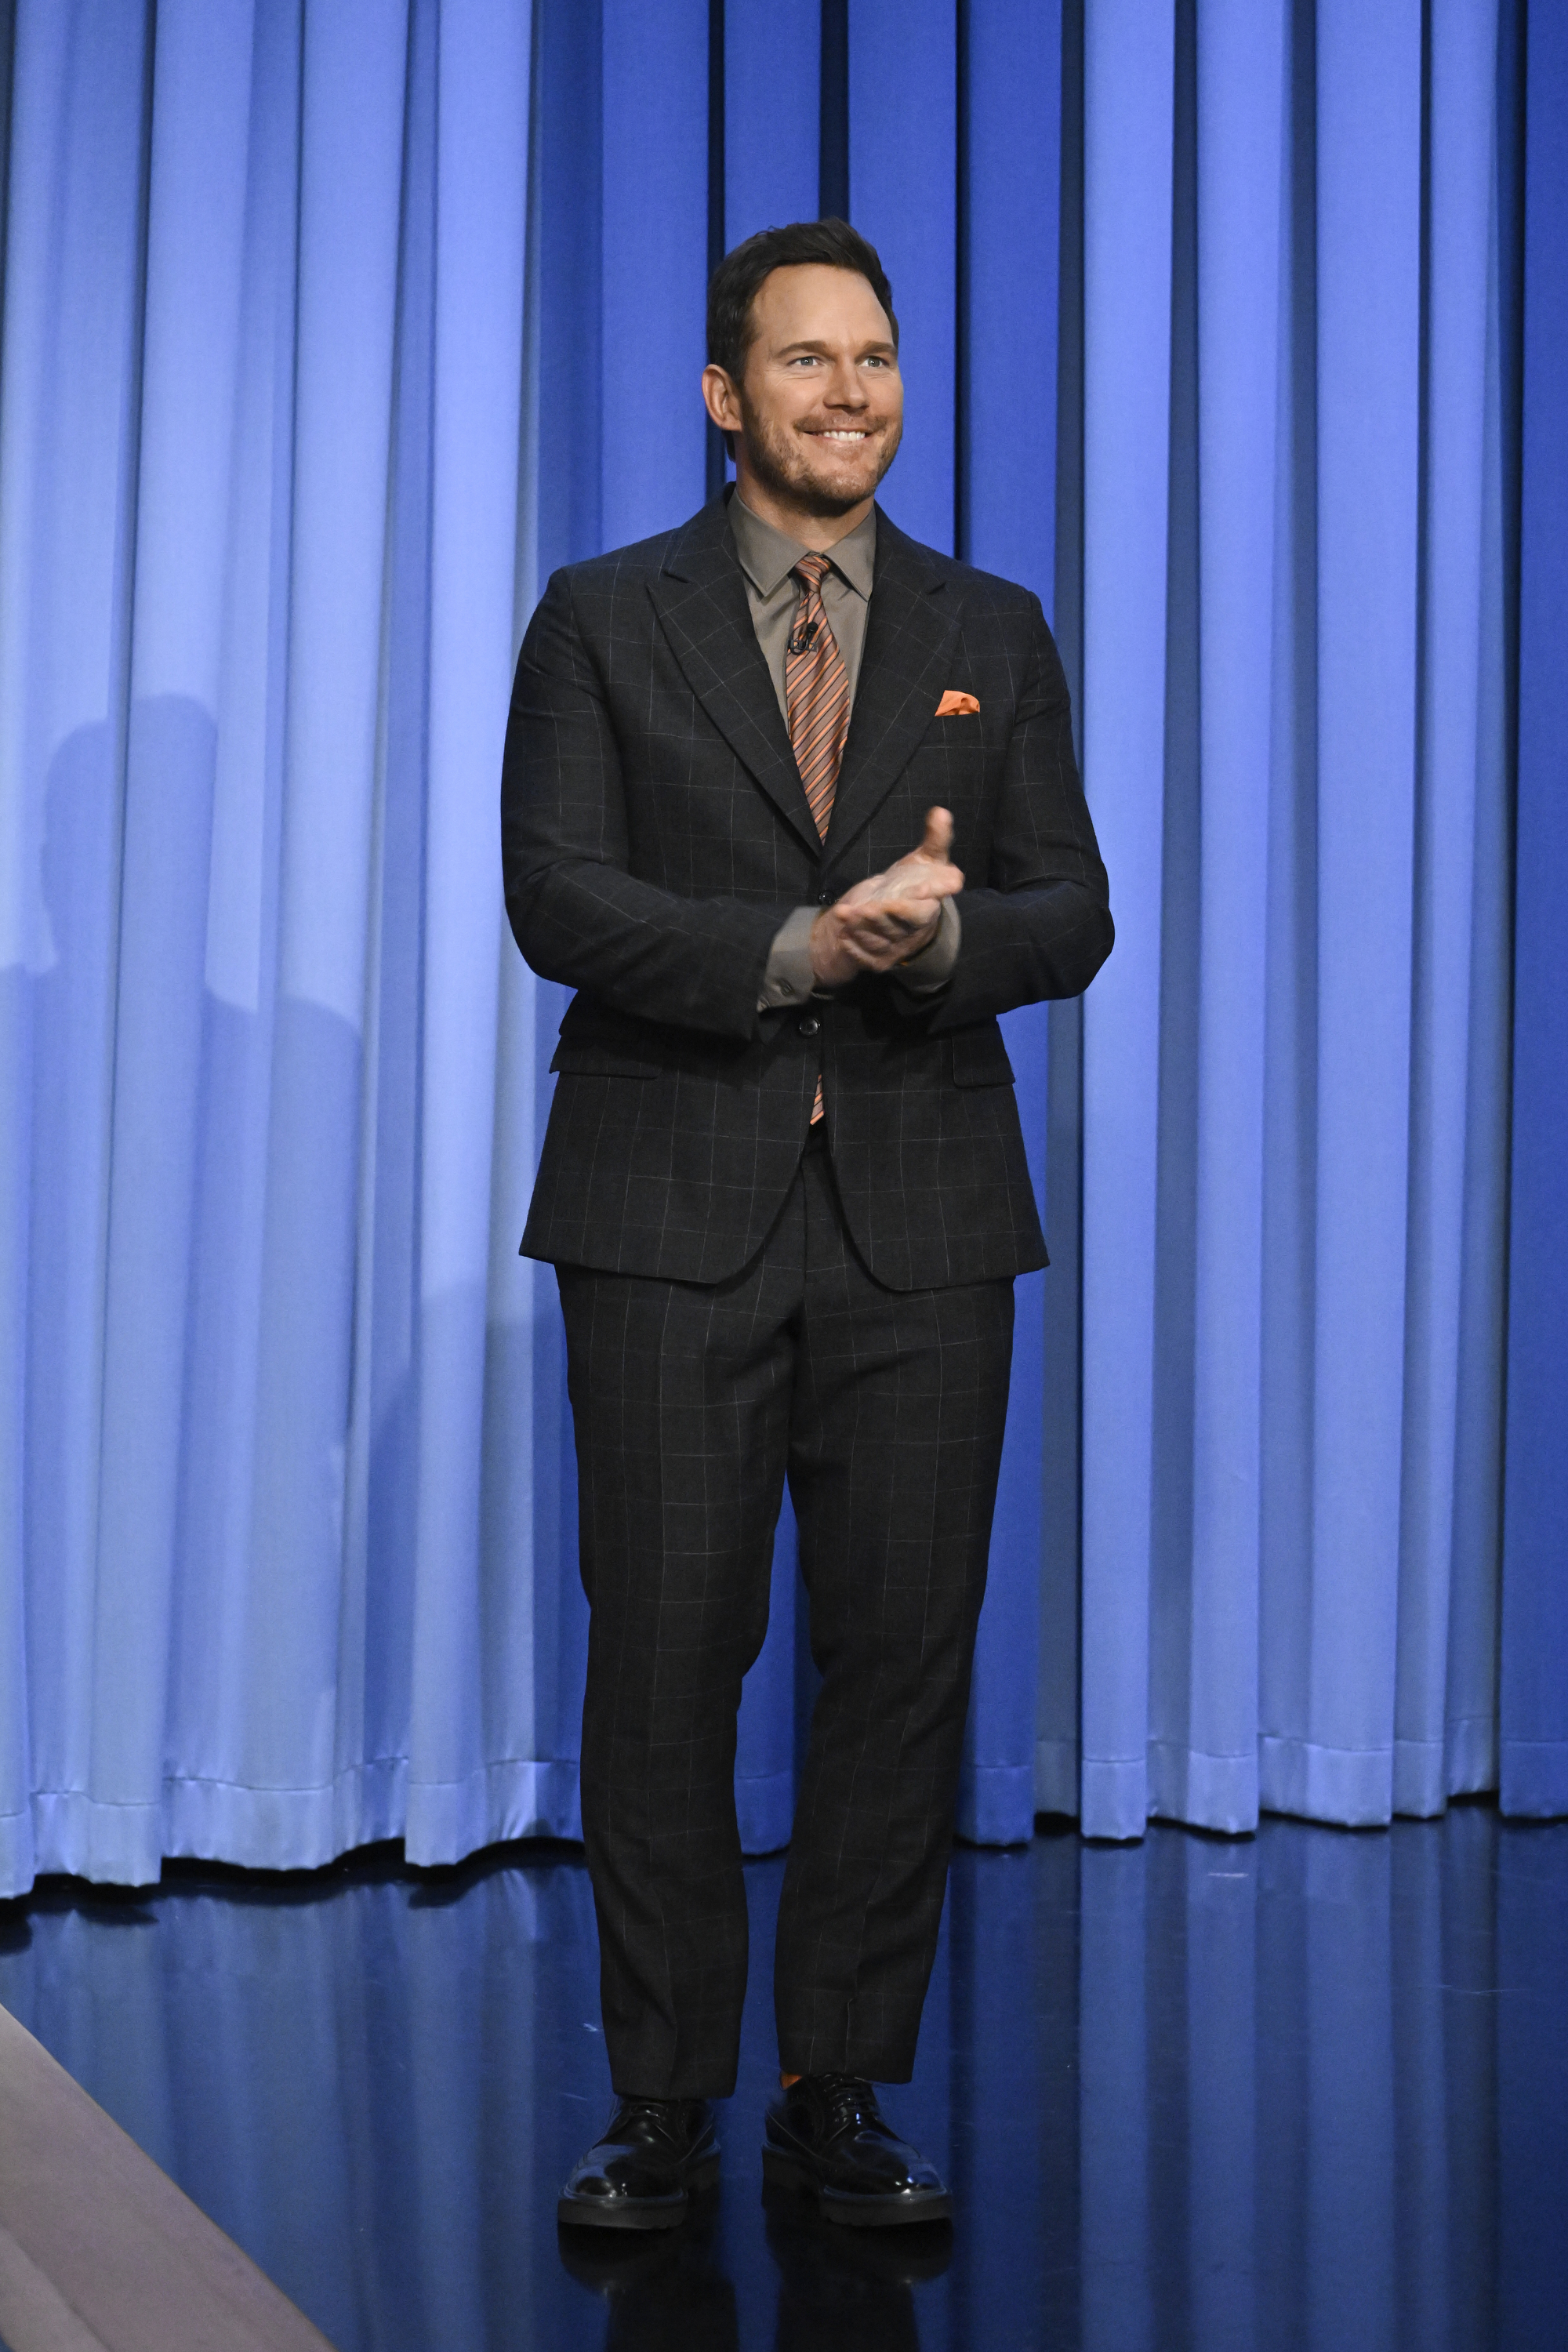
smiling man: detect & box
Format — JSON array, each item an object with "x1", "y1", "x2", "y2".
[{"x1": 503, "y1": 220, "x2": 1112, "y2": 2234}]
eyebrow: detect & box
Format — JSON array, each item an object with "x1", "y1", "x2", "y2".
[{"x1": 771, "y1": 338, "x2": 898, "y2": 358}]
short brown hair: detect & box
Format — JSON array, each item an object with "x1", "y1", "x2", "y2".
[{"x1": 706, "y1": 219, "x2": 898, "y2": 388}]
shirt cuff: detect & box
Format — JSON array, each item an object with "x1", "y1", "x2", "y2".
[
  {"x1": 757, "y1": 904, "x2": 820, "y2": 1009},
  {"x1": 895, "y1": 895, "x2": 960, "y2": 993}
]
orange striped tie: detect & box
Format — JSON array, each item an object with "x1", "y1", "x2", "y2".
[{"x1": 786, "y1": 554, "x2": 849, "y2": 1125}]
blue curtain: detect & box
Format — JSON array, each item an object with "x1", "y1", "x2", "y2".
[
  {"x1": 1062, "y1": 0, "x2": 1522, "y2": 1838},
  {"x1": 0, "y1": 0, "x2": 1554, "y2": 1902},
  {"x1": 1501, "y1": 0, "x2": 1568, "y2": 1819},
  {"x1": 0, "y1": 0, "x2": 555, "y2": 1894}
]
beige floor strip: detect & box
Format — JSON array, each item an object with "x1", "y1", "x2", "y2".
[{"x1": 0, "y1": 2005, "x2": 337, "y2": 2352}]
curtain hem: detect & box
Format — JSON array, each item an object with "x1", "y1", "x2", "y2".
[
  {"x1": 1499, "y1": 1740, "x2": 1568, "y2": 1818},
  {"x1": 0, "y1": 1809, "x2": 37, "y2": 1903},
  {"x1": 736, "y1": 1769, "x2": 793, "y2": 1857},
  {"x1": 956, "y1": 1762, "x2": 1035, "y2": 1847},
  {"x1": 403, "y1": 1759, "x2": 583, "y2": 1863},
  {"x1": 1034, "y1": 1737, "x2": 1078, "y2": 1818}
]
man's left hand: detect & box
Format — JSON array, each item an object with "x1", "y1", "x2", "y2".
[{"x1": 809, "y1": 808, "x2": 963, "y2": 988}]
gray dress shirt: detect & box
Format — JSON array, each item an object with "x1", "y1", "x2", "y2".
[{"x1": 728, "y1": 492, "x2": 960, "y2": 1009}]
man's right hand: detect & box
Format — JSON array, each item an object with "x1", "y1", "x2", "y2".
[{"x1": 808, "y1": 808, "x2": 963, "y2": 989}]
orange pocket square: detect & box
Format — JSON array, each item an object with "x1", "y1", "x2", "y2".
[{"x1": 935, "y1": 690, "x2": 980, "y2": 717}]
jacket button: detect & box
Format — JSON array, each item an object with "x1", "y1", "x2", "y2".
[
  {"x1": 817, "y1": 889, "x2": 833, "y2": 906},
  {"x1": 797, "y1": 1014, "x2": 821, "y2": 1038}
]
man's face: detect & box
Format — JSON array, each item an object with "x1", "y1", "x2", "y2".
[{"x1": 712, "y1": 264, "x2": 903, "y2": 517}]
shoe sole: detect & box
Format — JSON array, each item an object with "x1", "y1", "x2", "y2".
[
  {"x1": 557, "y1": 2157, "x2": 720, "y2": 2232},
  {"x1": 761, "y1": 2144, "x2": 953, "y2": 2228}
]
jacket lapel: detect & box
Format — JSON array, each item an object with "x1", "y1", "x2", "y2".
[
  {"x1": 648, "y1": 500, "x2": 823, "y2": 856},
  {"x1": 822, "y1": 511, "x2": 960, "y2": 869}
]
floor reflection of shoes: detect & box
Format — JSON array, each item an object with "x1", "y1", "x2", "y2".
[
  {"x1": 559, "y1": 2203, "x2": 738, "y2": 2352},
  {"x1": 556, "y1": 2223, "x2": 685, "y2": 2293},
  {"x1": 764, "y1": 2193, "x2": 950, "y2": 2352},
  {"x1": 764, "y1": 2189, "x2": 953, "y2": 2287},
  {"x1": 557, "y1": 2094, "x2": 720, "y2": 2230}
]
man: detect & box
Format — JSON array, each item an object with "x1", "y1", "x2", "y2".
[{"x1": 503, "y1": 219, "x2": 1110, "y2": 2230}]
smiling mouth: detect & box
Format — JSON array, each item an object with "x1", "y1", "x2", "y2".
[{"x1": 808, "y1": 428, "x2": 874, "y2": 442}]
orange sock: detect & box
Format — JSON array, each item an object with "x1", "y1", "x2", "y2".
[{"x1": 779, "y1": 2071, "x2": 801, "y2": 2088}]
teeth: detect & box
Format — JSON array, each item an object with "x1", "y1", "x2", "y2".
[{"x1": 818, "y1": 431, "x2": 867, "y2": 441}]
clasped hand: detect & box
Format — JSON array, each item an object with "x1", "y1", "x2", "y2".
[{"x1": 808, "y1": 808, "x2": 963, "y2": 989}]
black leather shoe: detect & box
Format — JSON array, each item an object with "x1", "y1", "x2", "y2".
[
  {"x1": 762, "y1": 2074, "x2": 951, "y2": 2227},
  {"x1": 558, "y1": 2096, "x2": 720, "y2": 2230}
]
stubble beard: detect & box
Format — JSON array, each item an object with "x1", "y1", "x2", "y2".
[{"x1": 739, "y1": 401, "x2": 902, "y2": 520}]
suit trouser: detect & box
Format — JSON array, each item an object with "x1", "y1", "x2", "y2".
[{"x1": 556, "y1": 1135, "x2": 1014, "y2": 2099}]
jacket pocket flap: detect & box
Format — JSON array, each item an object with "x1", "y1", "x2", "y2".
[
  {"x1": 550, "y1": 1044, "x2": 659, "y2": 1079},
  {"x1": 949, "y1": 1025, "x2": 1016, "y2": 1087}
]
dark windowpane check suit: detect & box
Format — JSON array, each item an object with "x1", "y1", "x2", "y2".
[{"x1": 502, "y1": 491, "x2": 1111, "y2": 2099}]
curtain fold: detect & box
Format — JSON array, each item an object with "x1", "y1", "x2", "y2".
[
  {"x1": 0, "y1": 0, "x2": 154, "y2": 1900},
  {"x1": 1077, "y1": 0, "x2": 1177, "y2": 1840},
  {"x1": 403, "y1": 0, "x2": 533, "y2": 1863},
  {"x1": 1179, "y1": 0, "x2": 1284, "y2": 1834},
  {"x1": 958, "y1": 0, "x2": 1063, "y2": 1846},
  {"x1": 1501, "y1": 0, "x2": 1568, "y2": 1819},
  {"x1": 1070, "y1": 0, "x2": 1516, "y2": 1838}
]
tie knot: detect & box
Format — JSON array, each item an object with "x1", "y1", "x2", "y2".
[{"x1": 794, "y1": 552, "x2": 831, "y2": 593}]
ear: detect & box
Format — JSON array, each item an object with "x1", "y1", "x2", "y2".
[{"x1": 702, "y1": 364, "x2": 742, "y2": 436}]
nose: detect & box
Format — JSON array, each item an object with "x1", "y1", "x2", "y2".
[{"x1": 824, "y1": 359, "x2": 869, "y2": 408}]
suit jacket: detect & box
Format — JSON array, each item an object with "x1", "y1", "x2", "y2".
[{"x1": 502, "y1": 494, "x2": 1112, "y2": 1290}]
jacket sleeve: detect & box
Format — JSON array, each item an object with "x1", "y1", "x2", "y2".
[
  {"x1": 501, "y1": 568, "x2": 790, "y2": 1040},
  {"x1": 924, "y1": 594, "x2": 1112, "y2": 1031}
]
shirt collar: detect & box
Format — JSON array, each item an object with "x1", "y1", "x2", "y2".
[{"x1": 728, "y1": 489, "x2": 877, "y2": 601}]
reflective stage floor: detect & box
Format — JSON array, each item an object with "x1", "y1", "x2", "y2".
[{"x1": 1, "y1": 1806, "x2": 1563, "y2": 2351}]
